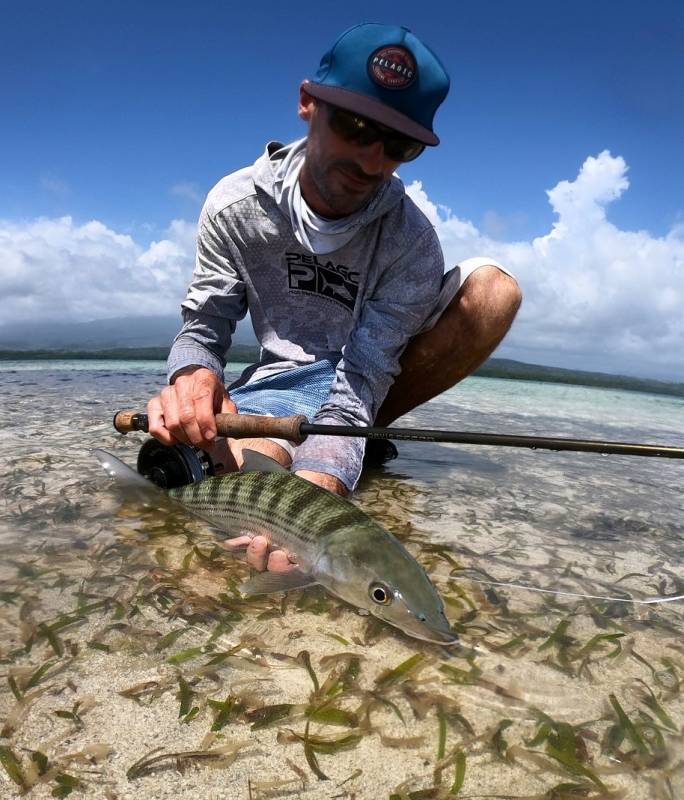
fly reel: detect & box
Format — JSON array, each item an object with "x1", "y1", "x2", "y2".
[{"x1": 136, "y1": 438, "x2": 215, "y2": 489}]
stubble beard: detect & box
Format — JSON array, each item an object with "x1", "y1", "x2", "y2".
[{"x1": 306, "y1": 154, "x2": 384, "y2": 218}]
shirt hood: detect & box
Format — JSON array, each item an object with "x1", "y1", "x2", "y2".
[{"x1": 252, "y1": 138, "x2": 407, "y2": 226}]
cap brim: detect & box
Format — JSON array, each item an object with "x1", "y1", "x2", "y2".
[{"x1": 303, "y1": 80, "x2": 439, "y2": 146}]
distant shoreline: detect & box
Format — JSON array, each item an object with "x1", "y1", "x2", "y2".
[
  {"x1": 0, "y1": 344, "x2": 261, "y2": 364},
  {"x1": 1, "y1": 346, "x2": 683, "y2": 399}
]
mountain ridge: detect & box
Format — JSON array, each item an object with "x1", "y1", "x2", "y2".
[{"x1": 0, "y1": 315, "x2": 257, "y2": 350}]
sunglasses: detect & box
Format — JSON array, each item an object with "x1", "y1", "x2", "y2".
[{"x1": 326, "y1": 105, "x2": 426, "y2": 163}]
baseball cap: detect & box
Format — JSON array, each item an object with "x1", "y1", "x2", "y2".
[{"x1": 304, "y1": 23, "x2": 450, "y2": 146}]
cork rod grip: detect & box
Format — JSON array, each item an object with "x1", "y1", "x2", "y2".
[
  {"x1": 215, "y1": 413, "x2": 308, "y2": 444},
  {"x1": 113, "y1": 410, "x2": 308, "y2": 444}
]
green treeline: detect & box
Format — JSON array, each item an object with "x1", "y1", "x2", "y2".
[
  {"x1": 473, "y1": 358, "x2": 684, "y2": 398},
  {"x1": 0, "y1": 344, "x2": 261, "y2": 363}
]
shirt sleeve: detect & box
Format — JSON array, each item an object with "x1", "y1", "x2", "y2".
[
  {"x1": 290, "y1": 225, "x2": 444, "y2": 490},
  {"x1": 167, "y1": 207, "x2": 248, "y2": 383}
]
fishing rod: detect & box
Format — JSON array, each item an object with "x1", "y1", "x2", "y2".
[
  {"x1": 113, "y1": 410, "x2": 684, "y2": 460},
  {"x1": 110, "y1": 411, "x2": 684, "y2": 607}
]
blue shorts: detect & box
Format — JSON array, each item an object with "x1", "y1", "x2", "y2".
[{"x1": 229, "y1": 358, "x2": 337, "y2": 420}]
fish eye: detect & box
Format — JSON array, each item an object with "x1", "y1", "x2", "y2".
[{"x1": 369, "y1": 582, "x2": 392, "y2": 605}]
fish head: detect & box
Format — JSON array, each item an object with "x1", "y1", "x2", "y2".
[{"x1": 320, "y1": 528, "x2": 458, "y2": 645}]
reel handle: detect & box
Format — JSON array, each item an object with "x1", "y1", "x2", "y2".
[
  {"x1": 113, "y1": 411, "x2": 149, "y2": 433},
  {"x1": 113, "y1": 410, "x2": 308, "y2": 444}
]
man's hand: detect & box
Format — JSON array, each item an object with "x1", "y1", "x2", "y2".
[
  {"x1": 221, "y1": 535, "x2": 295, "y2": 573},
  {"x1": 147, "y1": 365, "x2": 237, "y2": 450},
  {"x1": 221, "y1": 470, "x2": 348, "y2": 574}
]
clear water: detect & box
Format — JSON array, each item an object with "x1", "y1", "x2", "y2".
[{"x1": 1, "y1": 361, "x2": 682, "y2": 798}]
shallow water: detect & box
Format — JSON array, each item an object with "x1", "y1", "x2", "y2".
[{"x1": 1, "y1": 361, "x2": 683, "y2": 799}]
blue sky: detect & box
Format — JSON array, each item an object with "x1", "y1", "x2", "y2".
[
  {"x1": 1, "y1": 1, "x2": 684, "y2": 378},
  {"x1": 3, "y1": 0, "x2": 683, "y2": 240}
]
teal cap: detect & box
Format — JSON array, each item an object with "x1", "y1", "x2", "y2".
[{"x1": 304, "y1": 23, "x2": 450, "y2": 146}]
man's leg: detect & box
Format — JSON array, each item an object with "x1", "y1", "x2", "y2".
[
  {"x1": 228, "y1": 437, "x2": 292, "y2": 467},
  {"x1": 205, "y1": 435, "x2": 291, "y2": 472},
  {"x1": 375, "y1": 265, "x2": 522, "y2": 427}
]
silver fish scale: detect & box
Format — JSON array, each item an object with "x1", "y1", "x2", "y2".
[{"x1": 169, "y1": 471, "x2": 377, "y2": 554}]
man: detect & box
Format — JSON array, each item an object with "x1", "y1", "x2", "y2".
[{"x1": 148, "y1": 23, "x2": 521, "y2": 571}]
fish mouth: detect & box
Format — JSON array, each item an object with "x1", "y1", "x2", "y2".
[
  {"x1": 399, "y1": 619, "x2": 459, "y2": 645},
  {"x1": 417, "y1": 628, "x2": 460, "y2": 646}
]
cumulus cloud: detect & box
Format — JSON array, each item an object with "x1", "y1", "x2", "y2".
[
  {"x1": 0, "y1": 216, "x2": 196, "y2": 324},
  {"x1": 1, "y1": 151, "x2": 682, "y2": 378},
  {"x1": 406, "y1": 150, "x2": 684, "y2": 379}
]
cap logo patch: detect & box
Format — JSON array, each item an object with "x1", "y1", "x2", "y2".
[{"x1": 368, "y1": 45, "x2": 417, "y2": 90}]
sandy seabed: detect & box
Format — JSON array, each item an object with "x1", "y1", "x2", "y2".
[{"x1": 1, "y1": 366, "x2": 683, "y2": 799}]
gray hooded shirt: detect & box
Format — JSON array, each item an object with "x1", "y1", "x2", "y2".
[{"x1": 167, "y1": 140, "x2": 445, "y2": 490}]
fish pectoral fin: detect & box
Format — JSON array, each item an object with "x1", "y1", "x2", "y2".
[
  {"x1": 240, "y1": 449, "x2": 290, "y2": 474},
  {"x1": 239, "y1": 568, "x2": 317, "y2": 596}
]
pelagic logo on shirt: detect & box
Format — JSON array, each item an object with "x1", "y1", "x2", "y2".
[{"x1": 286, "y1": 252, "x2": 360, "y2": 311}]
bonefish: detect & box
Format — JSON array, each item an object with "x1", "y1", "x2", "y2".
[{"x1": 94, "y1": 448, "x2": 457, "y2": 644}]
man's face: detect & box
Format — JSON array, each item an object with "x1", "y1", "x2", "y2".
[{"x1": 298, "y1": 87, "x2": 404, "y2": 218}]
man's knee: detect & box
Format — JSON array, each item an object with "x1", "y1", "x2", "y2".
[{"x1": 459, "y1": 265, "x2": 522, "y2": 323}]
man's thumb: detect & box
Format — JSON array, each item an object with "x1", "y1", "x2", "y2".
[{"x1": 220, "y1": 392, "x2": 238, "y2": 415}]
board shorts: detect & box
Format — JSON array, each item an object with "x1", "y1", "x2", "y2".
[{"x1": 228, "y1": 257, "x2": 515, "y2": 456}]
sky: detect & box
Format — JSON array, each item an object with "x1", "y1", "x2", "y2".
[{"x1": 1, "y1": 0, "x2": 683, "y2": 379}]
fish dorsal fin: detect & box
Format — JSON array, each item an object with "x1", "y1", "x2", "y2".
[
  {"x1": 240, "y1": 449, "x2": 289, "y2": 474},
  {"x1": 240, "y1": 568, "x2": 317, "y2": 596}
]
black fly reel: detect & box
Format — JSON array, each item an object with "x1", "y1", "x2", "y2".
[{"x1": 136, "y1": 438, "x2": 215, "y2": 488}]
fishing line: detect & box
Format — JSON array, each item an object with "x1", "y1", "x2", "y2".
[{"x1": 465, "y1": 576, "x2": 684, "y2": 605}]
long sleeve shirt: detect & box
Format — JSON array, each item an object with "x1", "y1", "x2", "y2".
[{"x1": 168, "y1": 140, "x2": 444, "y2": 490}]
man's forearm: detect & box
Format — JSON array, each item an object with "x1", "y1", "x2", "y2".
[{"x1": 167, "y1": 336, "x2": 226, "y2": 384}]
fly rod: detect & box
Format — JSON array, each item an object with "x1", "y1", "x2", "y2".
[{"x1": 113, "y1": 410, "x2": 684, "y2": 460}]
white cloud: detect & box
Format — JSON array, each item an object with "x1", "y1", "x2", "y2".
[
  {"x1": 0, "y1": 216, "x2": 196, "y2": 324},
  {"x1": 1, "y1": 151, "x2": 682, "y2": 379},
  {"x1": 406, "y1": 150, "x2": 684, "y2": 380}
]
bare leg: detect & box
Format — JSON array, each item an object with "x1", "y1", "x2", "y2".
[
  {"x1": 376, "y1": 266, "x2": 522, "y2": 427},
  {"x1": 204, "y1": 436, "x2": 291, "y2": 473}
]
